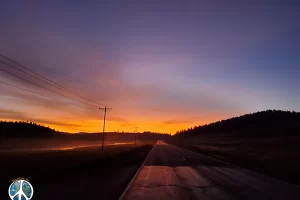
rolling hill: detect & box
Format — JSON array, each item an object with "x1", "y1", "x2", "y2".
[{"x1": 175, "y1": 110, "x2": 300, "y2": 137}]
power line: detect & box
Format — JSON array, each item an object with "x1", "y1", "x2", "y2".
[
  {"x1": 0, "y1": 63, "x2": 99, "y2": 109},
  {"x1": 0, "y1": 54, "x2": 106, "y2": 107},
  {"x1": 134, "y1": 126, "x2": 139, "y2": 132},
  {"x1": 0, "y1": 80, "x2": 95, "y2": 110},
  {"x1": 0, "y1": 55, "x2": 114, "y2": 136},
  {"x1": 0, "y1": 54, "x2": 105, "y2": 106},
  {"x1": 134, "y1": 126, "x2": 139, "y2": 145},
  {"x1": 109, "y1": 110, "x2": 130, "y2": 125},
  {"x1": 99, "y1": 106, "x2": 112, "y2": 150}
]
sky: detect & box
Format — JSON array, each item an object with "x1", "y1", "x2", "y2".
[{"x1": 0, "y1": 1, "x2": 300, "y2": 134}]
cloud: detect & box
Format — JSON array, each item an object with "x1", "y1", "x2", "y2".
[
  {"x1": 107, "y1": 115, "x2": 128, "y2": 123},
  {"x1": 163, "y1": 120, "x2": 182, "y2": 125},
  {"x1": 0, "y1": 108, "x2": 26, "y2": 119},
  {"x1": 0, "y1": 108, "x2": 83, "y2": 128},
  {"x1": 163, "y1": 118, "x2": 199, "y2": 125},
  {"x1": 2, "y1": 0, "x2": 297, "y2": 134}
]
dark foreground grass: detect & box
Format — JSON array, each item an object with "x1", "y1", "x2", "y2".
[
  {"x1": 170, "y1": 136, "x2": 300, "y2": 186},
  {"x1": 0, "y1": 141, "x2": 155, "y2": 200}
]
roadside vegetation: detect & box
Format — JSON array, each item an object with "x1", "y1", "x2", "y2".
[
  {"x1": 0, "y1": 142, "x2": 155, "y2": 200},
  {"x1": 173, "y1": 110, "x2": 300, "y2": 185},
  {"x1": 0, "y1": 121, "x2": 161, "y2": 199}
]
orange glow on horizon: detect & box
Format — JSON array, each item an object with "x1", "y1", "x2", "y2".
[{"x1": 0, "y1": 113, "x2": 226, "y2": 135}]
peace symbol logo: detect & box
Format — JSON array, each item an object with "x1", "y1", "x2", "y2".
[{"x1": 8, "y1": 179, "x2": 33, "y2": 200}]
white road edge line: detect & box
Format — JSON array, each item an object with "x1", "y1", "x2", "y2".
[{"x1": 118, "y1": 141, "x2": 157, "y2": 200}]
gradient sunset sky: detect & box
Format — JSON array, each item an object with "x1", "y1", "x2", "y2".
[{"x1": 0, "y1": 1, "x2": 299, "y2": 134}]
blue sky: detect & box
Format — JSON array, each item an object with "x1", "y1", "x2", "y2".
[{"x1": 0, "y1": 1, "x2": 299, "y2": 133}]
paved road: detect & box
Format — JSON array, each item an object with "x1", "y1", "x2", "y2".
[{"x1": 122, "y1": 141, "x2": 300, "y2": 200}]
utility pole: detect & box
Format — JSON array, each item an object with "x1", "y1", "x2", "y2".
[
  {"x1": 99, "y1": 106, "x2": 112, "y2": 150},
  {"x1": 134, "y1": 126, "x2": 138, "y2": 146}
]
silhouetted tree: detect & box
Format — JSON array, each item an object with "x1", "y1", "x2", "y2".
[{"x1": 175, "y1": 110, "x2": 300, "y2": 137}]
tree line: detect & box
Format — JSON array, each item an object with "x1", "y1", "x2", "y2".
[
  {"x1": 0, "y1": 121, "x2": 171, "y2": 140},
  {"x1": 0, "y1": 121, "x2": 57, "y2": 138},
  {"x1": 175, "y1": 110, "x2": 300, "y2": 137}
]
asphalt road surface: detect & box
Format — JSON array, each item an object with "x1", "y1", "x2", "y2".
[{"x1": 122, "y1": 141, "x2": 300, "y2": 200}]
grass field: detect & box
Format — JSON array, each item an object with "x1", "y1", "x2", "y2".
[
  {"x1": 0, "y1": 138, "x2": 135, "y2": 151},
  {"x1": 170, "y1": 136, "x2": 300, "y2": 185},
  {"x1": 1, "y1": 140, "x2": 155, "y2": 200}
]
